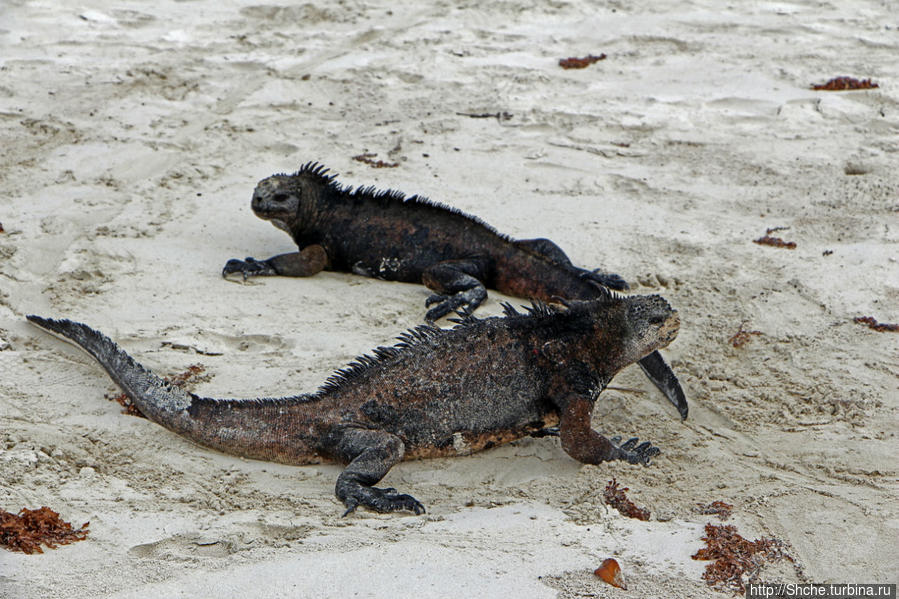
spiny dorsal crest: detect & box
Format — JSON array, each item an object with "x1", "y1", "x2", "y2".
[
  {"x1": 286, "y1": 161, "x2": 512, "y2": 241},
  {"x1": 500, "y1": 300, "x2": 565, "y2": 318},
  {"x1": 288, "y1": 161, "x2": 337, "y2": 186},
  {"x1": 316, "y1": 323, "x2": 442, "y2": 395}
]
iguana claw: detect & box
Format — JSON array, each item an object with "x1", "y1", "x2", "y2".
[
  {"x1": 424, "y1": 287, "x2": 486, "y2": 322},
  {"x1": 222, "y1": 257, "x2": 276, "y2": 279},
  {"x1": 610, "y1": 435, "x2": 660, "y2": 466},
  {"x1": 579, "y1": 269, "x2": 630, "y2": 291},
  {"x1": 341, "y1": 485, "x2": 425, "y2": 516}
]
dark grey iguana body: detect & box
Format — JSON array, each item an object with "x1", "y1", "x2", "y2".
[
  {"x1": 28, "y1": 290, "x2": 678, "y2": 515},
  {"x1": 222, "y1": 163, "x2": 687, "y2": 420}
]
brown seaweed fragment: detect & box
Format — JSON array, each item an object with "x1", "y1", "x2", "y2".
[
  {"x1": 728, "y1": 324, "x2": 762, "y2": 348},
  {"x1": 353, "y1": 153, "x2": 399, "y2": 168},
  {"x1": 559, "y1": 54, "x2": 606, "y2": 69},
  {"x1": 695, "y1": 500, "x2": 733, "y2": 520},
  {"x1": 753, "y1": 230, "x2": 796, "y2": 249},
  {"x1": 107, "y1": 364, "x2": 208, "y2": 417},
  {"x1": 692, "y1": 523, "x2": 790, "y2": 594},
  {"x1": 812, "y1": 76, "x2": 879, "y2": 91},
  {"x1": 603, "y1": 478, "x2": 650, "y2": 521},
  {"x1": 1, "y1": 507, "x2": 89, "y2": 554},
  {"x1": 854, "y1": 316, "x2": 899, "y2": 333}
]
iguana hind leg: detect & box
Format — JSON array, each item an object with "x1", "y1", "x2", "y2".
[
  {"x1": 332, "y1": 427, "x2": 425, "y2": 516},
  {"x1": 516, "y1": 238, "x2": 629, "y2": 291},
  {"x1": 222, "y1": 245, "x2": 327, "y2": 279},
  {"x1": 558, "y1": 395, "x2": 660, "y2": 466},
  {"x1": 515, "y1": 237, "x2": 573, "y2": 266},
  {"x1": 421, "y1": 259, "x2": 489, "y2": 322}
]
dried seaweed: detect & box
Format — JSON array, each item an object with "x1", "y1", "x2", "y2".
[
  {"x1": 753, "y1": 235, "x2": 796, "y2": 249},
  {"x1": 854, "y1": 316, "x2": 899, "y2": 333},
  {"x1": 353, "y1": 153, "x2": 398, "y2": 168},
  {"x1": 812, "y1": 76, "x2": 879, "y2": 91},
  {"x1": 728, "y1": 324, "x2": 762, "y2": 348},
  {"x1": 603, "y1": 478, "x2": 650, "y2": 521},
  {"x1": 692, "y1": 523, "x2": 790, "y2": 594},
  {"x1": 695, "y1": 500, "x2": 733, "y2": 520},
  {"x1": 456, "y1": 111, "x2": 513, "y2": 121},
  {"x1": 559, "y1": 54, "x2": 606, "y2": 69},
  {"x1": 0, "y1": 222, "x2": 4, "y2": 233},
  {"x1": 1, "y1": 507, "x2": 89, "y2": 554},
  {"x1": 106, "y1": 363, "x2": 208, "y2": 417}
]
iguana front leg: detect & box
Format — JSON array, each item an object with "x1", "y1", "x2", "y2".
[
  {"x1": 557, "y1": 394, "x2": 660, "y2": 465},
  {"x1": 332, "y1": 427, "x2": 425, "y2": 516},
  {"x1": 222, "y1": 245, "x2": 328, "y2": 279},
  {"x1": 421, "y1": 258, "x2": 489, "y2": 322}
]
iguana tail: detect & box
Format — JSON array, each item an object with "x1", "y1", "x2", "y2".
[
  {"x1": 27, "y1": 315, "x2": 200, "y2": 433},
  {"x1": 26, "y1": 315, "x2": 324, "y2": 464}
]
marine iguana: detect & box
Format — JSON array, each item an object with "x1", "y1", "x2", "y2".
[
  {"x1": 222, "y1": 163, "x2": 688, "y2": 419},
  {"x1": 27, "y1": 290, "x2": 678, "y2": 515}
]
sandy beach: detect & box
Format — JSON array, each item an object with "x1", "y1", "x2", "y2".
[{"x1": 1, "y1": 1, "x2": 897, "y2": 597}]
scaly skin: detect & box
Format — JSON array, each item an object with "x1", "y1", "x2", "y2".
[
  {"x1": 28, "y1": 290, "x2": 678, "y2": 515},
  {"x1": 223, "y1": 163, "x2": 688, "y2": 419}
]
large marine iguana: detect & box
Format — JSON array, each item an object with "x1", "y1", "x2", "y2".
[
  {"x1": 222, "y1": 163, "x2": 687, "y2": 419},
  {"x1": 27, "y1": 289, "x2": 678, "y2": 515}
]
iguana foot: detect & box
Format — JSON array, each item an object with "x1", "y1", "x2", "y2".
[
  {"x1": 222, "y1": 257, "x2": 276, "y2": 279},
  {"x1": 424, "y1": 286, "x2": 487, "y2": 322},
  {"x1": 341, "y1": 485, "x2": 425, "y2": 516},
  {"x1": 579, "y1": 269, "x2": 630, "y2": 291},
  {"x1": 610, "y1": 435, "x2": 660, "y2": 466}
]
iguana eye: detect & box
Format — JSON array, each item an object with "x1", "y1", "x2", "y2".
[
  {"x1": 648, "y1": 314, "x2": 666, "y2": 325},
  {"x1": 272, "y1": 193, "x2": 289, "y2": 203}
]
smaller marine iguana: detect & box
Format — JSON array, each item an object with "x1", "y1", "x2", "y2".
[
  {"x1": 27, "y1": 290, "x2": 678, "y2": 515},
  {"x1": 222, "y1": 163, "x2": 687, "y2": 419}
]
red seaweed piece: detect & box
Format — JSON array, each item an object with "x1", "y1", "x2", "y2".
[
  {"x1": 812, "y1": 76, "x2": 878, "y2": 91},
  {"x1": 692, "y1": 523, "x2": 790, "y2": 594},
  {"x1": 353, "y1": 153, "x2": 398, "y2": 168},
  {"x1": 559, "y1": 54, "x2": 606, "y2": 69},
  {"x1": 603, "y1": 478, "x2": 650, "y2": 521},
  {"x1": 1, "y1": 507, "x2": 89, "y2": 554},
  {"x1": 854, "y1": 316, "x2": 899, "y2": 333}
]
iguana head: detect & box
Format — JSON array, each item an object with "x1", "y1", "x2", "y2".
[
  {"x1": 251, "y1": 163, "x2": 336, "y2": 232},
  {"x1": 620, "y1": 293, "x2": 679, "y2": 357},
  {"x1": 567, "y1": 292, "x2": 679, "y2": 373},
  {"x1": 251, "y1": 174, "x2": 305, "y2": 232}
]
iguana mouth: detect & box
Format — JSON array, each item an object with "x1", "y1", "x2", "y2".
[{"x1": 661, "y1": 312, "x2": 680, "y2": 345}]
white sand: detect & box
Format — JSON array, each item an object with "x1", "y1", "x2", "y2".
[{"x1": 1, "y1": 1, "x2": 897, "y2": 597}]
